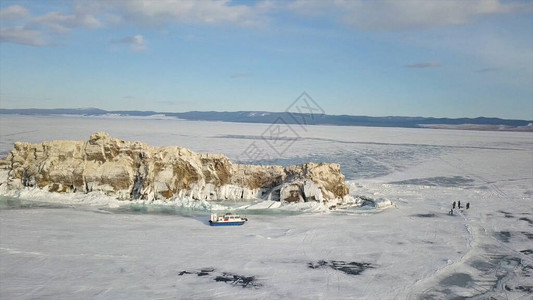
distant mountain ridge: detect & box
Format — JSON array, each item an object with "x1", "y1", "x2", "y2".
[{"x1": 1, "y1": 108, "x2": 531, "y2": 132}]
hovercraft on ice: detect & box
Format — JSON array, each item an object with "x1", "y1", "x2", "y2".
[{"x1": 209, "y1": 212, "x2": 248, "y2": 226}]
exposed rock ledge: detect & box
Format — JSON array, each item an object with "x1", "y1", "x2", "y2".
[{"x1": 0, "y1": 133, "x2": 352, "y2": 208}]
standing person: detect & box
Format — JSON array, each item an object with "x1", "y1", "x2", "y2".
[
  {"x1": 453, "y1": 201, "x2": 456, "y2": 209},
  {"x1": 466, "y1": 202, "x2": 470, "y2": 209},
  {"x1": 458, "y1": 201, "x2": 461, "y2": 209}
]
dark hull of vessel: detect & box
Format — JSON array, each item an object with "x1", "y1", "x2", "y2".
[{"x1": 209, "y1": 220, "x2": 246, "y2": 226}]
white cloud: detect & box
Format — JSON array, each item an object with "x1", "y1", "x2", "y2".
[
  {"x1": 0, "y1": 5, "x2": 29, "y2": 19},
  {"x1": 112, "y1": 35, "x2": 146, "y2": 51},
  {"x1": 0, "y1": 4, "x2": 102, "y2": 46},
  {"x1": 0, "y1": 0, "x2": 269, "y2": 47},
  {"x1": 1, "y1": 0, "x2": 528, "y2": 50},
  {"x1": 108, "y1": 0, "x2": 267, "y2": 27},
  {"x1": 289, "y1": 0, "x2": 522, "y2": 30},
  {"x1": 0, "y1": 27, "x2": 46, "y2": 46},
  {"x1": 69, "y1": 0, "x2": 276, "y2": 27},
  {"x1": 31, "y1": 11, "x2": 102, "y2": 33}
]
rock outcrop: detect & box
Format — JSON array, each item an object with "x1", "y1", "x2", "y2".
[{"x1": 0, "y1": 133, "x2": 351, "y2": 207}]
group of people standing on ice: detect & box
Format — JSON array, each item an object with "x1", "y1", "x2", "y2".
[{"x1": 449, "y1": 201, "x2": 469, "y2": 215}]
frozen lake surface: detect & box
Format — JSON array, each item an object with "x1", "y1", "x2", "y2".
[{"x1": 1, "y1": 115, "x2": 532, "y2": 299}]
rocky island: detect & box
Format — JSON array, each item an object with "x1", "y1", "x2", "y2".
[{"x1": 0, "y1": 133, "x2": 354, "y2": 208}]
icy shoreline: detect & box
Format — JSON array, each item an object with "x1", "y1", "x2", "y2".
[{"x1": 0, "y1": 177, "x2": 393, "y2": 215}]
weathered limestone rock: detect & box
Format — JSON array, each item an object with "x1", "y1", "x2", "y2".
[{"x1": 2, "y1": 133, "x2": 351, "y2": 207}]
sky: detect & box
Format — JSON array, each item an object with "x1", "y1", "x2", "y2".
[{"x1": 0, "y1": 0, "x2": 532, "y2": 119}]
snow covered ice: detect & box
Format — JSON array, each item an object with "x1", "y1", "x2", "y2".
[{"x1": 1, "y1": 115, "x2": 532, "y2": 299}]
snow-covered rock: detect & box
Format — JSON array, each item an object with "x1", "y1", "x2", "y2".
[
  {"x1": 303, "y1": 180, "x2": 324, "y2": 203},
  {"x1": 1, "y1": 133, "x2": 351, "y2": 207},
  {"x1": 280, "y1": 183, "x2": 305, "y2": 203}
]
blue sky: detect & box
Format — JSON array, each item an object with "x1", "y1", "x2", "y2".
[{"x1": 0, "y1": 0, "x2": 532, "y2": 119}]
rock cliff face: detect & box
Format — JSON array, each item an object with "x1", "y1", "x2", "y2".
[{"x1": 1, "y1": 133, "x2": 351, "y2": 207}]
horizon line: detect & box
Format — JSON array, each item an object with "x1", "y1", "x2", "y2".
[{"x1": 0, "y1": 107, "x2": 531, "y2": 122}]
